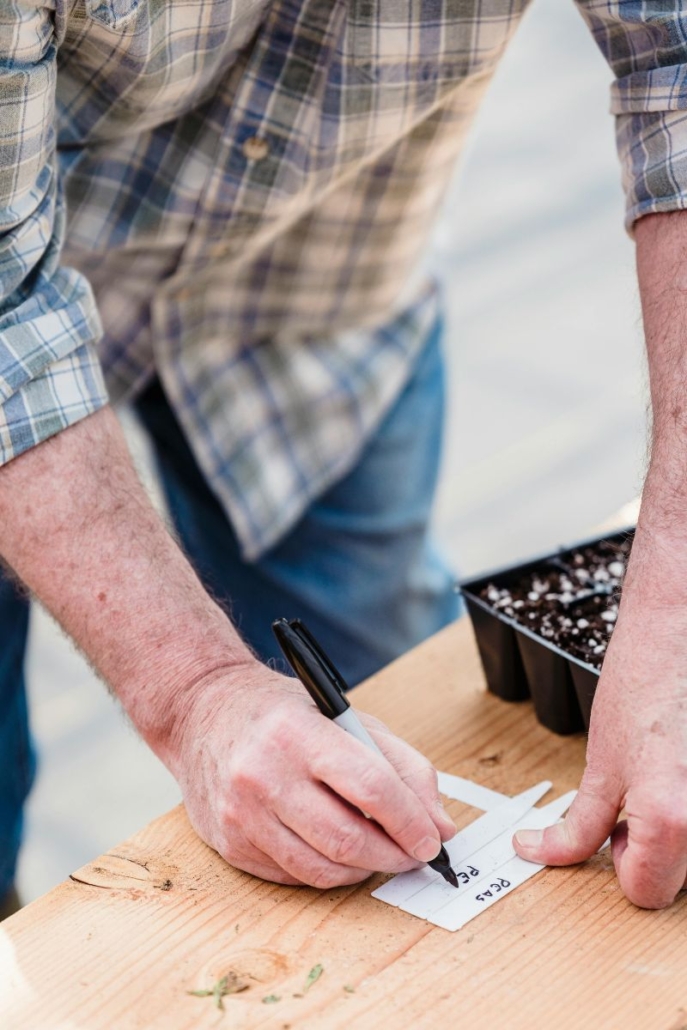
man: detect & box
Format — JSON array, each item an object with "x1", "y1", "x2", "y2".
[{"x1": 1, "y1": 0, "x2": 686, "y2": 917}]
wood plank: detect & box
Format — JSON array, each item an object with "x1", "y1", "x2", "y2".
[{"x1": 1, "y1": 619, "x2": 686, "y2": 1029}]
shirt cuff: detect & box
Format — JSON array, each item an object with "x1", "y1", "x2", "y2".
[
  {"x1": 0, "y1": 267, "x2": 109, "y2": 464},
  {"x1": 612, "y1": 67, "x2": 687, "y2": 232},
  {"x1": 0, "y1": 343, "x2": 109, "y2": 464}
]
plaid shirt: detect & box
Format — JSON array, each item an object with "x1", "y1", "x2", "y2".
[{"x1": 2, "y1": 1, "x2": 687, "y2": 559}]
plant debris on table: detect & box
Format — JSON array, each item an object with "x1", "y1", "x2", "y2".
[
  {"x1": 479, "y1": 537, "x2": 631, "y2": 671},
  {"x1": 303, "y1": 964, "x2": 324, "y2": 992},
  {"x1": 187, "y1": 972, "x2": 249, "y2": 1011},
  {"x1": 292, "y1": 963, "x2": 325, "y2": 998}
]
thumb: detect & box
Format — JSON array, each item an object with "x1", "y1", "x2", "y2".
[{"x1": 513, "y1": 777, "x2": 619, "y2": 866}]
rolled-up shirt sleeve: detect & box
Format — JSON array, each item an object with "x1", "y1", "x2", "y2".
[
  {"x1": 574, "y1": 0, "x2": 687, "y2": 231},
  {"x1": 0, "y1": 1, "x2": 107, "y2": 465}
]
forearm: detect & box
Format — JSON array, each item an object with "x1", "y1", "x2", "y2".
[
  {"x1": 0, "y1": 405, "x2": 256, "y2": 763},
  {"x1": 514, "y1": 216, "x2": 687, "y2": 907},
  {"x1": 624, "y1": 212, "x2": 687, "y2": 604}
]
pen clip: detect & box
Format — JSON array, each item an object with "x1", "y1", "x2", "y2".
[
  {"x1": 272, "y1": 618, "x2": 351, "y2": 717},
  {"x1": 288, "y1": 619, "x2": 351, "y2": 697}
]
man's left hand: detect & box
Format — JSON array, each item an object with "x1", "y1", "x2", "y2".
[{"x1": 514, "y1": 546, "x2": 687, "y2": 908}]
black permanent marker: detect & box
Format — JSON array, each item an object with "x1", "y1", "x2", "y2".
[{"x1": 272, "y1": 617, "x2": 458, "y2": 888}]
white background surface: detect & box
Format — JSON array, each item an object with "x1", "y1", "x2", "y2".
[{"x1": 18, "y1": 0, "x2": 647, "y2": 902}]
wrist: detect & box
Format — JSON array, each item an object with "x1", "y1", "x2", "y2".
[
  {"x1": 158, "y1": 656, "x2": 304, "y2": 782},
  {"x1": 140, "y1": 652, "x2": 260, "y2": 773},
  {"x1": 619, "y1": 511, "x2": 687, "y2": 611}
]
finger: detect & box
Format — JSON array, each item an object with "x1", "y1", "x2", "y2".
[
  {"x1": 215, "y1": 832, "x2": 303, "y2": 886},
  {"x1": 364, "y1": 720, "x2": 457, "y2": 840},
  {"x1": 514, "y1": 776, "x2": 619, "y2": 865},
  {"x1": 232, "y1": 853, "x2": 304, "y2": 886},
  {"x1": 244, "y1": 808, "x2": 374, "y2": 889},
  {"x1": 311, "y1": 723, "x2": 443, "y2": 863},
  {"x1": 273, "y1": 781, "x2": 423, "y2": 873},
  {"x1": 215, "y1": 806, "x2": 368, "y2": 888},
  {"x1": 610, "y1": 801, "x2": 687, "y2": 909}
]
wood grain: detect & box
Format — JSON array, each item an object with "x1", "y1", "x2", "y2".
[{"x1": 1, "y1": 619, "x2": 685, "y2": 1029}]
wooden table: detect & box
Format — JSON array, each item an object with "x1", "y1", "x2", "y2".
[{"x1": 1, "y1": 619, "x2": 685, "y2": 1029}]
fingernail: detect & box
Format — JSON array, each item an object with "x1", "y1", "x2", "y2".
[
  {"x1": 413, "y1": 836, "x2": 440, "y2": 862},
  {"x1": 515, "y1": 829, "x2": 543, "y2": 849}
]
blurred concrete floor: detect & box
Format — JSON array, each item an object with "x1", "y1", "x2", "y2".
[{"x1": 18, "y1": 0, "x2": 647, "y2": 901}]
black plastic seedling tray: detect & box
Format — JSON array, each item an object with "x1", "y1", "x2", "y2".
[{"x1": 460, "y1": 528, "x2": 634, "y2": 735}]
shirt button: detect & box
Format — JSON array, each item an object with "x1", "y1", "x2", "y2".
[{"x1": 242, "y1": 136, "x2": 270, "y2": 161}]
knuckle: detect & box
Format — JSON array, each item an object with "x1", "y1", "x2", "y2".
[
  {"x1": 355, "y1": 764, "x2": 384, "y2": 810},
  {"x1": 627, "y1": 890, "x2": 674, "y2": 911},
  {"x1": 619, "y1": 864, "x2": 678, "y2": 910},
  {"x1": 415, "y1": 761, "x2": 439, "y2": 798},
  {"x1": 270, "y1": 836, "x2": 305, "y2": 876},
  {"x1": 307, "y1": 862, "x2": 349, "y2": 890},
  {"x1": 573, "y1": 773, "x2": 620, "y2": 823},
  {"x1": 230, "y1": 755, "x2": 268, "y2": 799},
  {"x1": 260, "y1": 707, "x2": 295, "y2": 752},
  {"x1": 389, "y1": 812, "x2": 424, "y2": 848},
  {"x1": 578, "y1": 768, "x2": 614, "y2": 801},
  {"x1": 229, "y1": 756, "x2": 256, "y2": 789},
  {"x1": 644, "y1": 803, "x2": 687, "y2": 847},
  {"x1": 326, "y1": 821, "x2": 366, "y2": 865},
  {"x1": 216, "y1": 796, "x2": 240, "y2": 832},
  {"x1": 360, "y1": 713, "x2": 387, "y2": 735}
]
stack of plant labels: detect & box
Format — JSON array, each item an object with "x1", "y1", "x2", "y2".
[{"x1": 372, "y1": 777, "x2": 576, "y2": 932}]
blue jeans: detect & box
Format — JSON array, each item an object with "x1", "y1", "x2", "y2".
[
  {"x1": 0, "y1": 579, "x2": 33, "y2": 899},
  {"x1": 0, "y1": 316, "x2": 459, "y2": 894}
]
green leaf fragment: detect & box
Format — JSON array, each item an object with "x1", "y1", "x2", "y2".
[
  {"x1": 343, "y1": 984, "x2": 355, "y2": 993},
  {"x1": 213, "y1": 976, "x2": 229, "y2": 1011},
  {"x1": 304, "y1": 964, "x2": 324, "y2": 992},
  {"x1": 262, "y1": 995, "x2": 281, "y2": 1004},
  {"x1": 187, "y1": 972, "x2": 249, "y2": 1012}
]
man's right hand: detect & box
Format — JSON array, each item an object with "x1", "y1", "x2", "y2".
[
  {"x1": 169, "y1": 663, "x2": 456, "y2": 887},
  {"x1": 0, "y1": 406, "x2": 454, "y2": 887}
]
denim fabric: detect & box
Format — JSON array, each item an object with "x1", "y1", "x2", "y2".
[
  {"x1": 136, "y1": 317, "x2": 460, "y2": 686},
  {"x1": 0, "y1": 574, "x2": 33, "y2": 898}
]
